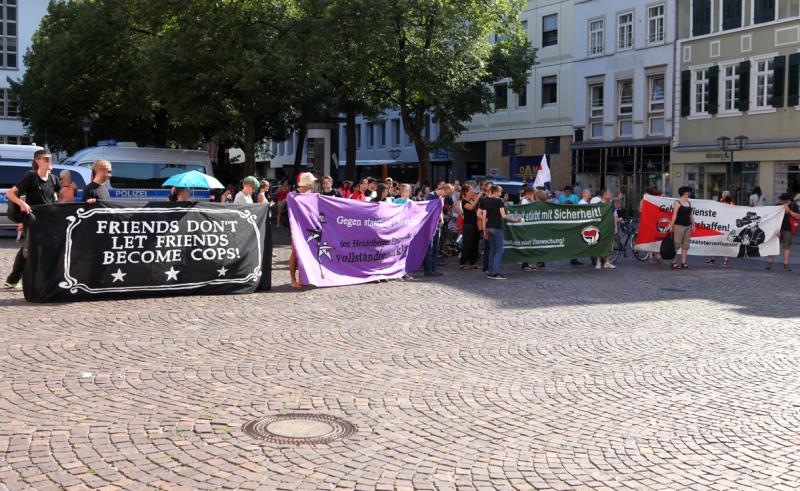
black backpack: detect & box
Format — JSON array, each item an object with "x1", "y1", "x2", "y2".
[
  {"x1": 6, "y1": 199, "x2": 24, "y2": 223},
  {"x1": 660, "y1": 235, "x2": 676, "y2": 261}
]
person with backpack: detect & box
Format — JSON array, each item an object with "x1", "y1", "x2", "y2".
[
  {"x1": 766, "y1": 193, "x2": 800, "y2": 272},
  {"x1": 667, "y1": 186, "x2": 696, "y2": 270},
  {"x1": 4, "y1": 150, "x2": 61, "y2": 290}
]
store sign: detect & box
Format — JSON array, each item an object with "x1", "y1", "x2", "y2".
[{"x1": 704, "y1": 151, "x2": 731, "y2": 161}]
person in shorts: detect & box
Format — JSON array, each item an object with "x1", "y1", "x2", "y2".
[
  {"x1": 667, "y1": 186, "x2": 695, "y2": 269},
  {"x1": 767, "y1": 193, "x2": 800, "y2": 272}
]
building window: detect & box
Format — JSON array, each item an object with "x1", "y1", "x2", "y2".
[
  {"x1": 617, "y1": 12, "x2": 633, "y2": 51},
  {"x1": 544, "y1": 137, "x2": 561, "y2": 155},
  {"x1": 754, "y1": 0, "x2": 776, "y2": 24},
  {"x1": 721, "y1": 0, "x2": 743, "y2": 30},
  {"x1": 692, "y1": 0, "x2": 712, "y2": 37},
  {"x1": 754, "y1": 58, "x2": 774, "y2": 108},
  {"x1": 542, "y1": 76, "x2": 558, "y2": 105},
  {"x1": 589, "y1": 84, "x2": 604, "y2": 139},
  {"x1": 392, "y1": 119, "x2": 401, "y2": 146},
  {"x1": 648, "y1": 4, "x2": 665, "y2": 45},
  {"x1": 0, "y1": 135, "x2": 29, "y2": 144},
  {"x1": 693, "y1": 68, "x2": 710, "y2": 114},
  {"x1": 521, "y1": 20, "x2": 528, "y2": 38},
  {"x1": 618, "y1": 80, "x2": 633, "y2": 137},
  {"x1": 589, "y1": 19, "x2": 604, "y2": 56},
  {"x1": 516, "y1": 84, "x2": 527, "y2": 108},
  {"x1": 779, "y1": 0, "x2": 800, "y2": 18},
  {"x1": 542, "y1": 14, "x2": 558, "y2": 47},
  {"x1": 366, "y1": 122, "x2": 374, "y2": 147},
  {"x1": 0, "y1": 88, "x2": 18, "y2": 118},
  {"x1": 355, "y1": 124, "x2": 361, "y2": 148},
  {"x1": 722, "y1": 64, "x2": 739, "y2": 112},
  {"x1": 378, "y1": 122, "x2": 386, "y2": 147},
  {"x1": 494, "y1": 83, "x2": 508, "y2": 110},
  {"x1": 0, "y1": 1, "x2": 17, "y2": 69},
  {"x1": 648, "y1": 76, "x2": 665, "y2": 135}
]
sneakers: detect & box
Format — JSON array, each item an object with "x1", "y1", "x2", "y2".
[
  {"x1": 603, "y1": 262, "x2": 616, "y2": 269},
  {"x1": 3, "y1": 281, "x2": 21, "y2": 290},
  {"x1": 595, "y1": 261, "x2": 602, "y2": 270},
  {"x1": 488, "y1": 274, "x2": 506, "y2": 280}
]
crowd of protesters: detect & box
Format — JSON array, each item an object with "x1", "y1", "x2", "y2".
[{"x1": 3, "y1": 148, "x2": 800, "y2": 289}]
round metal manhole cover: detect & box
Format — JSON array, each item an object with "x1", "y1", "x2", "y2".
[{"x1": 242, "y1": 414, "x2": 356, "y2": 445}]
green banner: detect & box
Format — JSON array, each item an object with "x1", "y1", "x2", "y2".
[{"x1": 502, "y1": 202, "x2": 614, "y2": 263}]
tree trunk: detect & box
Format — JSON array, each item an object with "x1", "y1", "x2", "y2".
[
  {"x1": 293, "y1": 121, "x2": 307, "y2": 183},
  {"x1": 153, "y1": 104, "x2": 169, "y2": 147},
  {"x1": 345, "y1": 109, "x2": 357, "y2": 182},
  {"x1": 243, "y1": 112, "x2": 257, "y2": 177},
  {"x1": 413, "y1": 138, "x2": 431, "y2": 185}
]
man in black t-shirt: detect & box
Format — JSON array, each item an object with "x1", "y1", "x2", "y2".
[
  {"x1": 478, "y1": 185, "x2": 522, "y2": 279},
  {"x1": 4, "y1": 150, "x2": 60, "y2": 289},
  {"x1": 83, "y1": 159, "x2": 112, "y2": 203},
  {"x1": 320, "y1": 176, "x2": 342, "y2": 197}
]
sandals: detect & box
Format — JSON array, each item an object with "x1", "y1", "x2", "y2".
[
  {"x1": 672, "y1": 263, "x2": 680, "y2": 270},
  {"x1": 681, "y1": 263, "x2": 690, "y2": 269}
]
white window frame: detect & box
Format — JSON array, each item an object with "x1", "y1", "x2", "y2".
[
  {"x1": 541, "y1": 75, "x2": 558, "y2": 106},
  {"x1": 589, "y1": 18, "x2": 605, "y2": 56},
  {"x1": 366, "y1": 122, "x2": 374, "y2": 148},
  {"x1": 617, "y1": 11, "x2": 634, "y2": 51},
  {"x1": 719, "y1": 0, "x2": 745, "y2": 31},
  {"x1": 648, "y1": 76, "x2": 666, "y2": 135},
  {"x1": 690, "y1": 0, "x2": 716, "y2": 39},
  {"x1": 750, "y1": 0, "x2": 779, "y2": 25},
  {"x1": 378, "y1": 121, "x2": 386, "y2": 147},
  {"x1": 0, "y1": 88, "x2": 18, "y2": 119},
  {"x1": 752, "y1": 55, "x2": 776, "y2": 111},
  {"x1": 647, "y1": 3, "x2": 666, "y2": 45},
  {"x1": 691, "y1": 67, "x2": 711, "y2": 116},
  {"x1": 589, "y1": 83, "x2": 604, "y2": 140},
  {"x1": 617, "y1": 80, "x2": 633, "y2": 137},
  {"x1": 719, "y1": 62, "x2": 741, "y2": 114},
  {"x1": 542, "y1": 13, "x2": 559, "y2": 47},
  {"x1": 392, "y1": 119, "x2": 401, "y2": 146},
  {"x1": 0, "y1": 1, "x2": 17, "y2": 70}
]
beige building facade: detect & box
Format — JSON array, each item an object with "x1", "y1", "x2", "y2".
[{"x1": 673, "y1": 0, "x2": 800, "y2": 203}]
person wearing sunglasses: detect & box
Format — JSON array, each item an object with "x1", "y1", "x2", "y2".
[{"x1": 83, "y1": 159, "x2": 112, "y2": 204}]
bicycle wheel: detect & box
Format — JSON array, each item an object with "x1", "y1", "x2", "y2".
[
  {"x1": 630, "y1": 233, "x2": 649, "y2": 262},
  {"x1": 612, "y1": 236, "x2": 624, "y2": 263}
]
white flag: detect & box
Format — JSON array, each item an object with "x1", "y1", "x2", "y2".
[{"x1": 533, "y1": 154, "x2": 551, "y2": 188}]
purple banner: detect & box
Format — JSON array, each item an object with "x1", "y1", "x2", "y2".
[{"x1": 287, "y1": 194, "x2": 442, "y2": 287}]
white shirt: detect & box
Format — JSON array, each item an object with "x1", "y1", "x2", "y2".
[
  {"x1": 233, "y1": 191, "x2": 253, "y2": 204},
  {"x1": 578, "y1": 199, "x2": 589, "y2": 205},
  {"x1": 749, "y1": 194, "x2": 766, "y2": 207},
  {"x1": 589, "y1": 197, "x2": 602, "y2": 204},
  {"x1": 520, "y1": 197, "x2": 532, "y2": 205}
]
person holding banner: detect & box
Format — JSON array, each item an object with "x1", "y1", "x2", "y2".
[
  {"x1": 83, "y1": 160, "x2": 112, "y2": 204},
  {"x1": 290, "y1": 172, "x2": 318, "y2": 288},
  {"x1": 480, "y1": 185, "x2": 523, "y2": 280},
  {"x1": 766, "y1": 193, "x2": 800, "y2": 272},
  {"x1": 234, "y1": 176, "x2": 259, "y2": 204},
  {"x1": 668, "y1": 187, "x2": 696, "y2": 270}
]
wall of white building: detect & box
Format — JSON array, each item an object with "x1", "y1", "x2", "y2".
[
  {"x1": 0, "y1": 0, "x2": 49, "y2": 143},
  {"x1": 572, "y1": 0, "x2": 676, "y2": 142}
]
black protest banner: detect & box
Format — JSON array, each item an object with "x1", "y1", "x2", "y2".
[{"x1": 23, "y1": 201, "x2": 271, "y2": 302}]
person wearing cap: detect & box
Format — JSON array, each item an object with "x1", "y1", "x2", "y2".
[
  {"x1": 767, "y1": 192, "x2": 800, "y2": 272},
  {"x1": 290, "y1": 172, "x2": 317, "y2": 288},
  {"x1": 234, "y1": 176, "x2": 259, "y2": 204}
]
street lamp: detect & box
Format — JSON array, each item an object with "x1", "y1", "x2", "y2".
[
  {"x1": 717, "y1": 134, "x2": 748, "y2": 197},
  {"x1": 80, "y1": 118, "x2": 91, "y2": 148}
]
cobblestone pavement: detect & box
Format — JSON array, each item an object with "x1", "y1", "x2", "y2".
[{"x1": 1, "y1": 232, "x2": 800, "y2": 491}]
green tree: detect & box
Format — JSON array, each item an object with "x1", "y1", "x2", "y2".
[
  {"x1": 374, "y1": 0, "x2": 536, "y2": 182},
  {"x1": 14, "y1": 0, "x2": 166, "y2": 154}
]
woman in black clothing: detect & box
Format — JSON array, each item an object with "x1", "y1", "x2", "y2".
[
  {"x1": 459, "y1": 184, "x2": 481, "y2": 269},
  {"x1": 668, "y1": 186, "x2": 696, "y2": 269}
]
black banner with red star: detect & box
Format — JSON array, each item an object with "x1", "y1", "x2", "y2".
[{"x1": 22, "y1": 201, "x2": 271, "y2": 302}]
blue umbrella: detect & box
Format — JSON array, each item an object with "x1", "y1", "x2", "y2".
[{"x1": 161, "y1": 170, "x2": 224, "y2": 189}]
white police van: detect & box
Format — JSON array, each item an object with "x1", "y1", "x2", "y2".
[
  {"x1": 60, "y1": 141, "x2": 214, "y2": 201},
  {"x1": 0, "y1": 144, "x2": 92, "y2": 231}
]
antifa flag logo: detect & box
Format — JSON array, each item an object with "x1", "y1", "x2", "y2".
[
  {"x1": 580, "y1": 226, "x2": 601, "y2": 245},
  {"x1": 657, "y1": 217, "x2": 671, "y2": 234}
]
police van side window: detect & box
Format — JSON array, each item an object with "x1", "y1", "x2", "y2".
[
  {"x1": 109, "y1": 163, "x2": 161, "y2": 189},
  {"x1": 0, "y1": 165, "x2": 28, "y2": 188}
]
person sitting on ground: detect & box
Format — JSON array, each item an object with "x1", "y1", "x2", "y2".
[
  {"x1": 290, "y1": 172, "x2": 318, "y2": 288},
  {"x1": 83, "y1": 160, "x2": 112, "y2": 204},
  {"x1": 58, "y1": 170, "x2": 77, "y2": 202},
  {"x1": 234, "y1": 176, "x2": 259, "y2": 204}
]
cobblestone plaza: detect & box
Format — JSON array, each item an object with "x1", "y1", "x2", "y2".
[{"x1": 1, "y1": 236, "x2": 800, "y2": 490}]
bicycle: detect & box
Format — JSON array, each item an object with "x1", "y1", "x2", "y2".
[{"x1": 612, "y1": 218, "x2": 649, "y2": 263}]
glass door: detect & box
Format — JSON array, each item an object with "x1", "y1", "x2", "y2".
[{"x1": 700, "y1": 173, "x2": 726, "y2": 201}]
